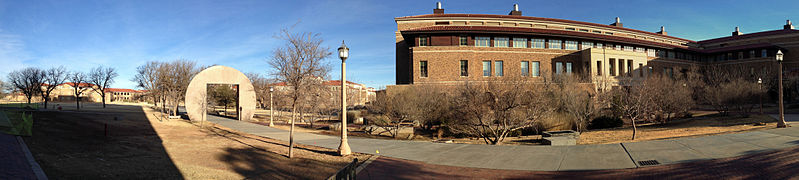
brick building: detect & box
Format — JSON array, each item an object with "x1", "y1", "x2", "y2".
[{"x1": 392, "y1": 3, "x2": 799, "y2": 91}]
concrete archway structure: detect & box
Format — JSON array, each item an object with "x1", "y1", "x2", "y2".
[{"x1": 185, "y1": 65, "x2": 256, "y2": 122}]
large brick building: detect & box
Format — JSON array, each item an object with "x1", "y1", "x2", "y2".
[{"x1": 392, "y1": 3, "x2": 799, "y2": 90}]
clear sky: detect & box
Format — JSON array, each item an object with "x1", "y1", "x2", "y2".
[{"x1": 1, "y1": 0, "x2": 797, "y2": 90}]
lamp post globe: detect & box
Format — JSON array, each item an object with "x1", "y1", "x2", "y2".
[
  {"x1": 337, "y1": 41, "x2": 352, "y2": 155},
  {"x1": 776, "y1": 50, "x2": 788, "y2": 127}
]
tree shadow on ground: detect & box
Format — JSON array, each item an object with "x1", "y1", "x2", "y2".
[
  {"x1": 13, "y1": 104, "x2": 184, "y2": 179},
  {"x1": 359, "y1": 145, "x2": 799, "y2": 179}
]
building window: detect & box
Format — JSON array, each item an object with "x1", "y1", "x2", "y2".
[
  {"x1": 420, "y1": 61, "x2": 428, "y2": 77},
  {"x1": 459, "y1": 36, "x2": 468, "y2": 46},
  {"x1": 749, "y1": 50, "x2": 755, "y2": 58},
  {"x1": 581, "y1": 41, "x2": 593, "y2": 50},
  {"x1": 596, "y1": 43, "x2": 603, "y2": 49},
  {"x1": 566, "y1": 62, "x2": 573, "y2": 74},
  {"x1": 476, "y1": 37, "x2": 490, "y2": 47},
  {"x1": 460, "y1": 60, "x2": 468, "y2": 76},
  {"x1": 627, "y1": 60, "x2": 633, "y2": 77},
  {"x1": 638, "y1": 63, "x2": 644, "y2": 77},
  {"x1": 556, "y1": 62, "x2": 563, "y2": 74},
  {"x1": 494, "y1": 37, "x2": 509, "y2": 47},
  {"x1": 520, "y1": 61, "x2": 529, "y2": 76},
  {"x1": 635, "y1": 47, "x2": 645, "y2": 52},
  {"x1": 668, "y1": 51, "x2": 676, "y2": 59},
  {"x1": 513, "y1": 38, "x2": 527, "y2": 48},
  {"x1": 647, "y1": 49, "x2": 656, "y2": 57},
  {"x1": 615, "y1": 44, "x2": 622, "y2": 50},
  {"x1": 624, "y1": 46, "x2": 634, "y2": 51},
  {"x1": 609, "y1": 59, "x2": 616, "y2": 76},
  {"x1": 762, "y1": 49, "x2": 768, "y2": 57},
  {"x1": 419, "y1": 36, "x2": 429, "y2": 46},
  {"x1": 565, "y1": 41, "x2": 578, "y2": 50},
  {"x1": 596, "y1": 61, "x2": 602, "y2": 75},
  {"x1": 532, "y1": 61, "x2": 540, "y2": 77},
  {"x1": 531, "y1": 38, "x2": 545, "y2": 48},
  {"x1": 548, "y1": 39, "x2": 562, "y2": 49},
  {"x1": 664, "y1": 67, "x2": 674, "y2": 78},
  {"x1": 618, "y1": 59, "x2": 625, "y2": 76},
  {"x1": 482, "y1": 61, "x2": 491, "y2": 76},
  {"x1": 737, "y1": 52, "x2": 743, "y2": 60},
  {"x1": 495, "y1": 61, "x2": 504, "y2": 76}
]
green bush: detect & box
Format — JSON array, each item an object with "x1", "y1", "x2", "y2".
[{"x1": 588, "y1": 116, "x2": 623, "y2": 129}]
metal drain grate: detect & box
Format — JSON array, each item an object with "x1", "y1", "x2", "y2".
[{"x1": 638, "y1": 160, "x2": 660, "y2": 166}]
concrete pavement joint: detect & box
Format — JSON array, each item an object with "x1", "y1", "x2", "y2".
[{"x1": 620, "y1": 143, "x2": 639, "y2": 168}]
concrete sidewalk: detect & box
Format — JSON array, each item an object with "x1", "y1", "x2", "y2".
[
  {"x1": 0, "y1": 133, "x2": 37, "y2": 179},
  {"x1": 208, "y1": 115, "x2": 799, "y2": 171}
]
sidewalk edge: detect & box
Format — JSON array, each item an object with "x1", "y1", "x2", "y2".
[{"x1": 16, "y1": 136, "x2": 48, "y2": 180}]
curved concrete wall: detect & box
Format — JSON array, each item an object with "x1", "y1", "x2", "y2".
[{"x1": 185, "y1": 65, "x2": 256, "y2": 122}]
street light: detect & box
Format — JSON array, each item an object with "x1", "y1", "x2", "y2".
[
  {"x1": 777, "y1": 50, "x2": 788, "y2": 128},
  {"x1": 337, "y1": 41, "x2": 352, "y2": 155},
  {"x1": 758, "y1": 78, "x2": 763, "y2": 114},
  {"x1": 269, "y1": 86, "x2": 274, "y2": 127}
]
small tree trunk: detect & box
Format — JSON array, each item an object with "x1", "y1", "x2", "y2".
[
  {"x1": 289, "y1": 105, "x2": 296, "y2": 158},
  {"x1": 631, "y1": 118, "x2": 637, "y2": 140},
  {"x1": 27, "y1": 96, "x2": 32, "y2": 105},
  {"x1": 43, "y1": 98, "x2": 48, "y2": 109},
  {"x1": 102, "y1": 95, "x2": 106, "y2": 108},
  {"x1": 76, "y1": 96, "x2": 81, "y2": 110}
]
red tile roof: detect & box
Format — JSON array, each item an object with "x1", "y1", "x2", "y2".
[
  {"x1": 60, "y1": 82, "x2": 96, "y2": 87},
  {"x1": 271, "y1": 80, "x2": 364, "y2": 87},
  {"x1": 697, "y1": 29, "x2": 799, "y2": 44},
  {"x1": 396, "y1": 14, "x2": 695, "y2": 42},
  {"x1": 402, "y1": 26, "x2": 688, "y2": 49},
  {"x1": 104, "y1": 88, "x2": 142, "y2": 93}
]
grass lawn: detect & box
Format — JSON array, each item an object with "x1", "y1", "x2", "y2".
[{"x1": 17, "y1": 103, "x2": 368, "y2": 179}]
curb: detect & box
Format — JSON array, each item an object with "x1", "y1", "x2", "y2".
[{"x1": 16, "y1": 136, "x2": 48, "y2": 180}]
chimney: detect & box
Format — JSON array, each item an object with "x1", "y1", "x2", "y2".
[
  {"x1": 508, "y1": 4, "x2": 522, "y2": 16},
  {"x1": 785, "y1": 20, "x2": 794, "y2": 30},
  {"x1": 732, "y1": 27, "x2": 742, "y2": 36},
  {"x1": 433, "y1": 2, "x2": 444, "y2": 14},
  {"x1": 657, "y1": 26, "x2": 667, "y2": 35},
  {"x1": 610, "y1": 17, "x2": 623, "y2": 27}
]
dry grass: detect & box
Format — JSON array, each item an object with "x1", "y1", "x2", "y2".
[
  {"x1": 578, "y1": 114, "x2": 778, "y2": 144},
  {"x1": 17, "y1": 103, "x2": 369, "y2": 179}
]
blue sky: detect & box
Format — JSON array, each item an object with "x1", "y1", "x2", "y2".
[{"x1": 0, "y1": 0, "x2": 797, "y2": 89}]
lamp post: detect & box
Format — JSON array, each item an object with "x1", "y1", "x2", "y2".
[
  {"x1": 777, "y1": 50, "x2": 788, "y2": 128},
  {"x1": 758, "y1": 78, "x2": 763, "y2": 114},
  {"x1": 269, "y1": 87, "x2": 274, "y2": 127},
  {"x1": 338, "y1": 41, "x2": 352, "y2": 155}
]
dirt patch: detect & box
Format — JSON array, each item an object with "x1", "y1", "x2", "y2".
[{"x1": 19, "y1": 104, "x2": 369, "y2": 179}]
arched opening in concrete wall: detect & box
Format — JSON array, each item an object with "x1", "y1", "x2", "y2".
[{"x1": 185, "y1": 66, "x2": 256, "y2": 122}]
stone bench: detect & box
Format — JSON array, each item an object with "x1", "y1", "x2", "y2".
[{"x1": 542, "y1": 130, "x2": 579, "y2": 146}]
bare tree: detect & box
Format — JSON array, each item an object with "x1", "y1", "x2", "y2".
[
  {"x1": 159, "y1": 60, "x2": 200, "y2": 116},
  {"x1": 553, "y1": 75, "x2": 599, "y2": 133},
  {"x1": 89, "y1": 66, "x2": 118, "y2": 108},
  {"x1": 369, "y1": 87, "x2": 423, "y2": 139},
  {"x1": 0, "y1": 79, "x2": 6, "y2": 99},
  {"x1": 40, "y1": 66, "x2": 68, "y2": 109},
  {"x1": 268, "y1": 28, "x2": 331, "y2": 158},
  {"x1": 133, "y1": 61, "x2": 164, "y2": 107},
  {"x1": 69, "y1": 72, "x2": 91, "y2": 110},
  {"x1": 245, "y1": 72, "x2": 273, "y2": 109},
  {"x1": 609, "y1": 80, "x2": 655, "y2": 140},
  {"x1": 8, "y1": 67, "x2": 44, "y2": 105},
  {"x1": 448, "y1": 79, "x2": 555, "y2": 145}
]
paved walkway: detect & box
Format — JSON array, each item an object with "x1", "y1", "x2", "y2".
[
  {"x1": 207, "y1": 115, "x2": 799, "y2": 171},
  {"x1": 0, "y1": 133, "x2": 37, "y2": 179}
]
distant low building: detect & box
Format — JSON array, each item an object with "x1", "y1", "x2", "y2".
[
  {"x1": 271, "y1": 79, "x2": 377, "y2": 106},
  {"x1": 2, "y1": 82, "x2": 145, "y2": 103}
]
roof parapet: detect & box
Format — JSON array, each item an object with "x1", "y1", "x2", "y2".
[{"x1": 732, "y1": 26, "x2": 743, "y2": 36}]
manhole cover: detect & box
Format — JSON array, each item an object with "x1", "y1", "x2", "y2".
[{"x1": 638, "y1": 160, "x2": 660, "y2": 166}]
